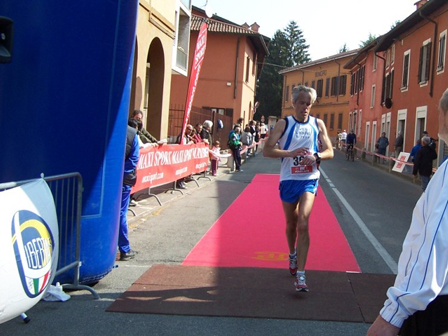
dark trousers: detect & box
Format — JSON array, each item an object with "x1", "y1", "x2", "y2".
[
  {"x1": 399, "y1": 295, "x2": 448, "y2": 336},
  {"x1": 231, "y1": 147, "x2": 242, "y2": 170}
]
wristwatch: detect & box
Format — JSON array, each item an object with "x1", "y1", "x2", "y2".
[{"x1": 313, "y1": 152, "x2": 321, "y2": 164}]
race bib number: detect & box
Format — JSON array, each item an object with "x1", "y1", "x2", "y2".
[
  {"x1": 291, "y1": 165, "x2": 312, "y2": 174},
  {"x1": 291, "y1": 155, "x2": 312, "y2": 174}
]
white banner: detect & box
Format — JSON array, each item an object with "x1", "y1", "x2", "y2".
[{"x1": 0, "y1": 179, "x2": 59, "y2": 324}]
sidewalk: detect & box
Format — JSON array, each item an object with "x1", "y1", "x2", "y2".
[{"x1": 0, "y1": 148, "x2": 371, "y2": 336}]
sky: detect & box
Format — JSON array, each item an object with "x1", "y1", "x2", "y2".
[{"x1": 191, "y1": 0, "x2": 418, "y2": 60}]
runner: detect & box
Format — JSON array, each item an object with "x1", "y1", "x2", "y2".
[{"x1": 263, "y1": 85, "x2": 334, "y2": 292}]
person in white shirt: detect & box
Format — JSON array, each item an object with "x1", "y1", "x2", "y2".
[{"x1": 367, "y1": 88, "x2": 448, "y2": 336}]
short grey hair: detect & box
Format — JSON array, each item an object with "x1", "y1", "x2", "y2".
[
  {"x1": 421, "y1": 136, "x2": 431, "y2": 145},
  {"x1": 439, "y1": 88, "x2": 448, "y2": 115},
  {"x1": 203, "y1": 120, "x2": 213, "y2": 129},
  {"x1": 291, "y1": 85, "x2": 317, "y2": 105}
]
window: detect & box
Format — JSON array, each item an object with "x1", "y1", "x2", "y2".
[
  {"x1": 252, "y1": 52, "x2": 257, "y2": 75},
  {"x1": 316, "y1": 79, "x2": 323, "y2": 98},
  {"x1": 330, "y1": 113, "x2": 335, "y2": 131},
  {"x1": 373, "y1": 54, "x2": 377, "y2": 71},
  {"x1": 325, "y1": 78, "x2": 330, "y2": 97},
  {"x1": 331, "y1": 77, "x2": 337, "y2": 96},
  {"x1": 402, "y1": 51, "x2": 410, "y2": 89},
  {"x1": 245, "y1": 56, "x2": 250, "y2": 83},
  {"x1": 383, "y1": 69, "x2": 394, "y2": 104},
  {"x1": 285, "y1": 85, "x2": 289, "y2": 102},
  {"x1": 350, "y1": 73, "x2": 355, "y2": 96},
  {"x1": 386, "y1": 49, "x2": 391, "y2": 68},
  {"x1": 391, "y1": 44, "x2": 395, "y2": 65},
  {"x1": 359, "y1": 65, "x2": 365, "y2": 92},
  {"x1": 418, "y1": 40, "x2": 431, "y2": 84},
  {"x1": 337, "y1": 113, "x2": 343, "y2": 130},
  {"x1": 437, "y1": 31, "x2": 446, "y2": 72},
  {"x1": 339, "y1": 75, "x2": 347, "y2": 95},
  {"x1": 371, "y1": 85, "x2": 376, "y2": 108},
  {"x1": 323, "y1": 113, "x2": 328, "y2": 125},
  {"x1": 311, "y1": 80, "x2": 315, "y2": 89}
]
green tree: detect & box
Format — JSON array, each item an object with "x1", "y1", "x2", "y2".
[
  {"x1": 255, "y1": 21, "x2": 310, "y2": 119},
  {"x1": 359, "y1": 33, "x2": 377, "y2": 48},
  {"x1": 339, "y1": 43, "x2": 348, "y2": 53},
  {"x1": 255, "y1": 30, "x2": 288, "y2": 120},
  {"x1": 284, "y1": 21, "x2": 311, "y2": 66}
]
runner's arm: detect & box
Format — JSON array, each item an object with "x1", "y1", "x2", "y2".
[
  {"x1": 262, "y1": 119, "x2": 308, "y2": 159},
  {"x1": 316, "y1": 119, "x2": 334, "y2": 161}
]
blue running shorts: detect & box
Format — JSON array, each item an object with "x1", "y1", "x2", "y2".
[{"x1": 279, "y1": 179, "x2": 319, "y2": 203}]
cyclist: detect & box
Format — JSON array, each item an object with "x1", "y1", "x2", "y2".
[
  {"x1": 346, "y1": 130, "x2": 356, "y2": 155},
  {"x1": 340, "y1": 130, "x2": 347, "y2": 149}
]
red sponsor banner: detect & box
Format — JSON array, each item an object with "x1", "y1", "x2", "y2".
[
  {"x1": 180, "y1": 22, "x2": 208, "y2": 144},
  {"x1": 132, "y1": 143, "x2": 209, "y2": 193}
]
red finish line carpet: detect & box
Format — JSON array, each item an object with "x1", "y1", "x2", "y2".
[
  {"x1": 107, "y1": 174, "x2": 394, "y2": 322},
  {"x1": 183, "y1": 174, "x2": 360, "y2": 272}
]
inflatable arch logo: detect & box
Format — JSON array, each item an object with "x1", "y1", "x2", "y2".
[{"x1": 11, "y1": 210, "x2": 56, "y2": 298}]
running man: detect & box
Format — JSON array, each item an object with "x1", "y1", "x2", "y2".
[{"x1": 263, "y1": 85, "x2": 334, "y2": 292}]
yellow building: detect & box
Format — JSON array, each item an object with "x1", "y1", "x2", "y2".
[
  {"x1": 279, "y1": 51, "x2": 358, "y2": 143},
  {"x1": 131, "y1": 0, "x2": 192, "y2": 140}
]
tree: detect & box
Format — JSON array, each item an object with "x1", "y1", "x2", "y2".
[
  {"x1": 255, "y1": 30, "x2": 288, "y2": 120},
  {"x1": 359, "y1": 33, "x2": 377, "y2": 48},
  {"x1": 284, "y1": 21, "x2": 311, "y2": 66},
  {"x1": 339, "y1": 43, "x2": 348, "y2": 53},
  {"x1": 255, "y1": 21, "x2": 310, "y2": 119}
]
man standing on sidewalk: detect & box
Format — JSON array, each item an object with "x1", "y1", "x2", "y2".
[
  {"x1": 368, "y1": 88, "x2": 448, "y2": 336},
  {"x1": 263, "y1": 85, "x2": 333, "y2": 292}
]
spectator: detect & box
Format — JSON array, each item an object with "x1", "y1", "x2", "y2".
[
  {"x1": 254, "y1": 124, "x2": 261, "y2": 152},
  {"x1": 240, "y1": 126, "x2": 253, "y2": 156},
  {"x1": 367, "y1": 87, "x2": 448, "y2": 336},
  {"x1": 118, "y1": 123, "x2": 139, "y2": 261},
  {"x1": 200, "y1": 120, "x2": 213, "y2": 146},
  {"x1": 260, "y1": 122, "x2": 268, "y2": 139},
  {"x1": 131, "y1": 110, "x2": 158, "y2": 144},
  {"x1": 376, "y1": 132, "x2": 389, "y2": 163},
  {"x1": 412, "y1": 136, "x2": 437, "y2": 192},
  {"x1": 409, "y1": 139, "x2": 422, "y2": 163},
  {"x1": 228, "y1": 125, "x2": 243, "y2": 172},
  {"x1": 394, "y1": 131, "x2": 404, "y2": 158},
  {"x1": 191, "y1": 123, "x2": 203, "y2": 144},
  {"x1": 209, "y1": 140, "x2": 221, "y2": 176},
  {"x1": 175, "y1": 124, "x2": 194, "y2": 189},
  {"x1": 340, "y1": 130, "x2": 347, "y2": 148},
  {"x1": 422, "y1": 131, "x2": 438, "y2": 150}
]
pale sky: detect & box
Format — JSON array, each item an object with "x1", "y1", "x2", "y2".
[{"x1": 192, "y1": 0, "x2": 418, "y2": 60}]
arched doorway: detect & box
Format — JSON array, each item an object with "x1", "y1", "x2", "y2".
[{"x1": 144, "y1": 38, "x2": 165, "y2": 139}]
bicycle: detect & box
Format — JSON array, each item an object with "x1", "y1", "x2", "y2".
[{"x1": 346, "y1": 143, "x2": 355, "y2": 161}]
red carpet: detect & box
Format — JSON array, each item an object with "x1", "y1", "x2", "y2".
[{"x1": 183, "y1": 174, "x2": 360, "y2": 272}]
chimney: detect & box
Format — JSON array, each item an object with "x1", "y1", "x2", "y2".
[
  {"x1": 241, "y1": 22, "x2": 250, "y2": 29},
  {"x1": 250, "y1": 22, "x2": 260, "y2": 33},
  {"x1": 414, "y1": 0, "x2": 428, "y2": 10}
]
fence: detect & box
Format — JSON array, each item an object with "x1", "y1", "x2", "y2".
[
  {"x1": 0, "y1": 173, "x2": 99, "y2": 299},
  {"x1": 168, "y1": 105, "x2": 233, "y2": 148}
]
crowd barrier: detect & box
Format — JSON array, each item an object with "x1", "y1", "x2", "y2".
[
  {"x1": 0, "y1": 173, "x2": 99, "y2": 299},
  {"x1": 349, "y1": 146, "x2": 437, "y2": 176},
  {"x1": 132, "y1": 139, "x2": 267, "y2": 202}
]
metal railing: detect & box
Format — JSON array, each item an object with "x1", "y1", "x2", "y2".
[{"x1": 0, "y1": 172, "x2": 99, "y2": 299}]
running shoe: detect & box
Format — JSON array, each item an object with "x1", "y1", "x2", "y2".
[
  {"x1": 289, "y1": 255, "x2": 298, "y2": 276},
  {"x1": 294, "y1": 274, "x2": 309, "y2": 292}
]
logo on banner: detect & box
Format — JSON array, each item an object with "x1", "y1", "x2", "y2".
[{"x1": 11, "y1": 210, "x2": 56, "y2": 298}]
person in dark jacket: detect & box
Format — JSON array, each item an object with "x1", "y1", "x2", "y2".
[{"x1": 412, "y1": 136, "x2": 437, "y2": 192}]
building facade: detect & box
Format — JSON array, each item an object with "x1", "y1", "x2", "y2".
[
  {"x1": 169, "y1": 7, "x2": 269, "y2": 140},
  {"x1": 131, "y1": 0, "x2": 191, "y2": 140},
  {"x1": 344, "y1": 0, "x2": 448, "y2": 165},
  {"x1": 279, "y1": 51, "x2": 359, "y2": 143}
]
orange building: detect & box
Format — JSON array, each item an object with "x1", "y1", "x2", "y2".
[
  {"x1": 169, "y1": 7, "x2": 269, "y2": 141},
  {"x1": 279, "y1": 51, "x2": 359, "y2": 144},
  {"x1": 344, "y1": 0, "x2": 448, "y2": 164}
]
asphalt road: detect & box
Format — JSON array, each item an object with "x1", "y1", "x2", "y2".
[{"x1": 0, "y1": 148, "x2": 423, "y2": 336}]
